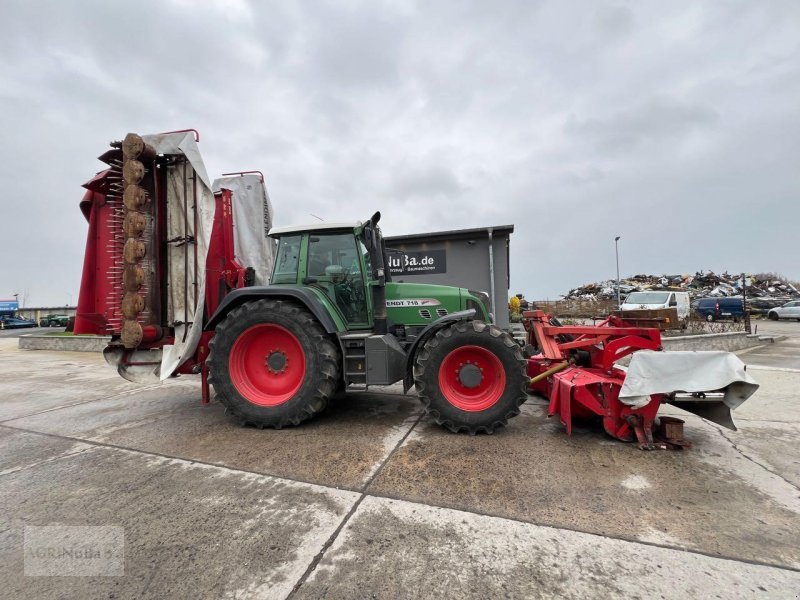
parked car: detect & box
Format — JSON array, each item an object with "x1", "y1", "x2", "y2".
[
  {"x1": 620, "y1": 291, "x2": 690, "y2": 321},
  {"x1": 0, "y1": 315, "x2": 38, "y2": 329},
  {"x1": 767, "y1": 300, "x2": 800, "y2": 321},
  {"x1": 693, "y1": 297, "x2": 745, "y2": 322},
  {"x1": 39, "y1": 314, "x2": 70, "y2": 327}
]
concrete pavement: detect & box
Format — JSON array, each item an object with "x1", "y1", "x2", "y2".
[
  {"x1": 743, "y1": 320, "x2": 800, "y2": 371},
  {"x1": 1, "y1": 338, "x2": 799, "y2": 598},
  {"x1": 296, "y1": 496, "x2": 796, "y2": 599},
  {"x1": 753, "y1": 320, "x2": 800, "y2": 340}
]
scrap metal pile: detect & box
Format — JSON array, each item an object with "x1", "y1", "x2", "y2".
[{"x1": 563, "y1": 272, "x2": 800, "y2": 311}]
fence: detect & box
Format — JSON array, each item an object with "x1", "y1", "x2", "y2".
[
  {"x1": 526, "y1": 299, "x2": 619, "y2": 319},
  {"x1": 518, "y1": 299, "x2": 747, "y2": 336}
]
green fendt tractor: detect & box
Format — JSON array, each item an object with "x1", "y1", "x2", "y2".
[{"x1": 207, "y1": 212, "x2": 528, "y2": 433}]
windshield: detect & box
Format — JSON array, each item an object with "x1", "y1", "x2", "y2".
[
  {"x1": 623, "y1": 292, "x2": 670, "y2": 304},
  {"x1": 308, "y1": 233, "x2": 360, "y2": 277}
]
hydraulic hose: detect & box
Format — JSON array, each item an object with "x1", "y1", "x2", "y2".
[{"x1": 529, "y1": 361, "x2": 570, "y2": 385}]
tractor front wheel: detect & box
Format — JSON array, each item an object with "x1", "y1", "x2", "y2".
[
  {"x1": 208, "y1": 299, "x2": 340, "y2": 428},
  {"x1": 414, "y1": 320, "x2": 528, "y2": 434}
]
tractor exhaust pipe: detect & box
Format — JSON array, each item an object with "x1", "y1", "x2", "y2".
[
  {"x1": 373, "y1": 285, "x2": 387, "y2": 334},
  {"x1": 367, "y1": 211, "x2": 388, "y2": 335}
]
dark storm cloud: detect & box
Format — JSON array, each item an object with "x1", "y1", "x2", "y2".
[{"x1": 0, "y1": 0, "x2": 798, "y2": 306}]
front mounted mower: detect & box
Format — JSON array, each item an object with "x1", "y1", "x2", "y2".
[{"x1": 523, "y1": 310, "x2": 758, "y2": 449}]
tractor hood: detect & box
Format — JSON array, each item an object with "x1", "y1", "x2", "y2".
[{"x1": 384, "y1": 282, "x2": 477, "y2": 326}]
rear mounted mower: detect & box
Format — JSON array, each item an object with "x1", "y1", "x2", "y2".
[{"x1": 523, "y1": 310, "x2": 758, "y2": 450}]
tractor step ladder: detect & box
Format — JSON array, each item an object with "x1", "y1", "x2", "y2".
[{"x1": 340, "y1": 332, "x2": 371, "y2": 387}]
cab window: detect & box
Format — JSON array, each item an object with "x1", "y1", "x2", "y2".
[
  {"x1": 272, "y1": 235, "x2": 301, "y2": 284},
  {"x1": 307, "y1": 233, "x2": 368, "y2": 324}
]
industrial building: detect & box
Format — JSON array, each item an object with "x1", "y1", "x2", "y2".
[{"x1": 385, "y1": 225, "x2": 513, "y2": 328}]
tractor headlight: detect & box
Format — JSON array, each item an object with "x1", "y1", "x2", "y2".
[{"x1": 467, "y1": 289, "x2": 491, "y2": 321}]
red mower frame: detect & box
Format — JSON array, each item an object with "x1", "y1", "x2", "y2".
[
  {"x1": 523, "y1": 310, "x2": 691, "y2": 450},
  {"x1": 75, "y1": 151, "x2": 252, "y2": 405}
]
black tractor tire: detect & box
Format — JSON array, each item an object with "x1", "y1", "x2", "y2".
[
  {"x1": 768, "y1": 311, "x2": 779, "y2": 321},
  {"x1": 208, "y1": 299, "x2": 340, "y2": 429},
  {"x1": 414, "y1": 320, "x2": 528, "y2": 434}
]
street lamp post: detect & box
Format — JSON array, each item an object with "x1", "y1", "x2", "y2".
[{"x1": 614, "y1": 236, "x2": 621, "y2": 309}]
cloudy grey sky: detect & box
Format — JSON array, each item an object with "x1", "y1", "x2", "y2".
[{"x1": 1, "y1": 0, "x2": 798, "y2": 306}]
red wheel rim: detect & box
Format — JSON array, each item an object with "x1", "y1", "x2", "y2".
[
  {"x1": 228, "y1": 324, "x2": 306, "y2": 406},
  {"x1": 438, "y1": 345, "x2": 506, "y2": 412}
]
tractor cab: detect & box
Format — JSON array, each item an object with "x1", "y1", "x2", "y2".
[
  {"x1": 269, "y1": 220, "x2": 376, "y2": 329},
  {"x1": 268, "y1": 212, "x2": 492, "y2": 343}
]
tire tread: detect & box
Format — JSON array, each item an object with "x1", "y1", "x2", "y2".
[
  {"x1": 207, "y1": 299, "x2": 339, "y2": 429},
  {"x1": 414, "y1": 320, "x2": 528, "y2": 434}
]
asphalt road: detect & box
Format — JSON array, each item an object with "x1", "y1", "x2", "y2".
[
  {"x1": 744, "y1": 319, "x2": 800, "y2": 371},
  {"x1": 753, "y1": 318, "x2": 800, "y2": 339},
  {"x1": 0, "y1": 326, "x2": 64, "y2": 338},
  {"x1": 0, "y1": 338, "x2": 798, "y2": 598}
]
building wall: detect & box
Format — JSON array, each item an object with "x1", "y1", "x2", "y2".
[{"x1": 386, "y1": 232, "x2": 511, "y2": 329}]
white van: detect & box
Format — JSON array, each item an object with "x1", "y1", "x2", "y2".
[{"x1": 620, "y1": 291, "x2": 690, "y2": 321}]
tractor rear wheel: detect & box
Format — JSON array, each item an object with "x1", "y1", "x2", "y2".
[
  {"x1": 208, "y1": 299, "x2": 340, "y2": 428},
  {"x1": 414, "y1": 320, "x2": 528, "y2": 434}
]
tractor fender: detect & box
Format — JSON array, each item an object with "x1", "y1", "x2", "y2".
[
  {"x1": 205, "y1": 287, "x2": 339, "y2": 334},
  {"x1": 402, "y1": 309, "x2": 476, "y2": 393}
]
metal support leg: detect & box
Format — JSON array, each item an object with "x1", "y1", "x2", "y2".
[{"x1": 201, "y1": 366, "x2": 210, "y2": 405}]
